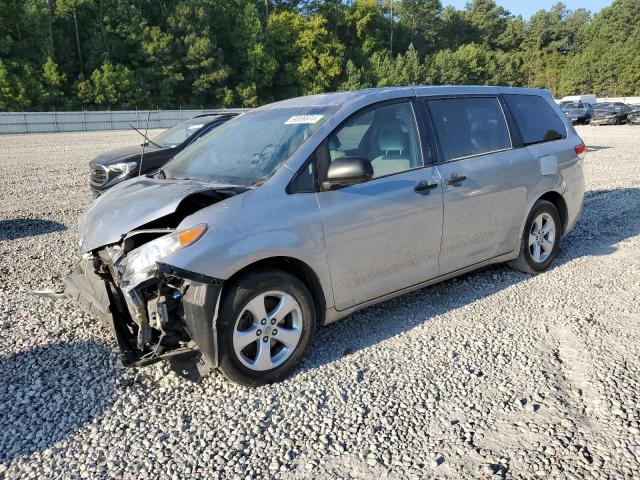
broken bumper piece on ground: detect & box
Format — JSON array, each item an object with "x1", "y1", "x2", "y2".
[{"x1": 65, "y1": 257, "x2": 222, "y2": 381}]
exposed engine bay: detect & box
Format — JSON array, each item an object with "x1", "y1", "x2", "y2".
[{"x1": 66, "y1": 186, "x2": 245, "y2": 380}]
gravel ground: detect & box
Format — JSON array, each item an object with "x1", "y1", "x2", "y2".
[{"x1": 1, "y1": 126, "x2": 639, "y2": 479}]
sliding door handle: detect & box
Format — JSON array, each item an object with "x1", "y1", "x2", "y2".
[
  {"x1": 414, "y1": 180, "x2": 439, "y2": 193},
  {"x1": 445, "y1": 174, "x2": 467, "y2": 186}
]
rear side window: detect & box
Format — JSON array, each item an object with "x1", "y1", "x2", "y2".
[
  {"x1": 504, "y1": 94, "x2": 566, "y2": 145},
  {"x1": 427, "y1": 97, "x2": 510, "y2": 162}
]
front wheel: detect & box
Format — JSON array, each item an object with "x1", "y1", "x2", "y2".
[
  {"x1": 508, "y1": 200, "x2": 561, "y2": 274},
  {"x1": 217, "y1": 269, "x2": 316, "y2": 386}
]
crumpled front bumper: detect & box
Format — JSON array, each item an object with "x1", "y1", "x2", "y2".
[
  {"x1": 65, "y1": 256, "x2": 112, "y2": 327},
  {"x1": 65, "y1": 257, "x2": 223, "y2": 380}
]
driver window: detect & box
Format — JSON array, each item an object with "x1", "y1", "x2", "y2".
[{"x1": 328, "y1": 101, "x2": 422, "y2": 178}]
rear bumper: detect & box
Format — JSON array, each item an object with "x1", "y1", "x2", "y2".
[{"x1": 65, "y1": 258, "x2": 223, "y2": 379}]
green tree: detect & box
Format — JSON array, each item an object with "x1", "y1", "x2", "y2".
[
  {"x1": 369, "y1": 50, "x2": 394, "y2": 86},
  {"x1": 497, "y1": 15, "x2": 525, "y2": 50},
  {"x1": 345, "y1": 0, "x2": 387, "y2": 61},
  {"x1": 618, "y1": 29, "x2": 640, "y2": 94},
  {"x1": 463, "y1": 0, "x2": 511, "y2": 49},
  {"x1": 429, "y1": 43, "x2": 495, "y2": 85},
  {"x1": 40, "y1": 57, "x2": 67, "y2": 108},
  {"x1": 0, "y1": 61, "x2": 15, "y2": 110},
  {"x1": 438, "y1": 6, "x2": 475, "y2": 50},
  {"x1": 167, "y1": 2, "x2": 232, "y2": 106},
  {"x1": 236, "y1": 3, "x2": 277, "y2": 104},
  {"x1": 340, "y1": 59, "x2": 370, "y2": 91},
  {"x1": 399, "y1": 0, "x2": 442, "y2": 55},
  {"x1": 141, "y1": 26, "x2": 183, "y2": 106},
  {"x1": 77, "y1": 61, "x2": 140, "y2": 108},
  {"x1": 395, "y1": 43, "x2": 426, "y2": 84},
  {"x1": 0, "y1": 0, "x2": 639, "y2": 111},
  {"x1": 266, "y1": 11, "x2": 304, "y2": 99},
  {"x1": 296, "y1": 15, "x2": 345, "y2": 94}
]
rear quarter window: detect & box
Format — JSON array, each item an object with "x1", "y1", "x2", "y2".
[{"x1": 504, "y1": 94, "x2": 566, "y2": 146}]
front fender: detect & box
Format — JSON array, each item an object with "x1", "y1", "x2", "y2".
[{"x1": 163, "y1": 181, "x2": 335, "y2": 309}]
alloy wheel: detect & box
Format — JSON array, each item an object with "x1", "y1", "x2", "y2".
[
  {"x1": 232, "y1": 291, "x2": 303, "y2": 371},
  {"x1": 528, "y1": 213, "x2": 556, "y2": 263}
]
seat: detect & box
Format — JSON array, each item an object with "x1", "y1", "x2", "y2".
[
  {"x1": 370, "y1": 122, "x2": 411, "y2": 177},
  {"x1": 328, "y1": 136, "x2": 345, "y2": 160}
]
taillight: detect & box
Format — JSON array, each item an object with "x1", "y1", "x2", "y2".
[{"x1": 575, "y1": 141, "x2": 586, "y2": 160}]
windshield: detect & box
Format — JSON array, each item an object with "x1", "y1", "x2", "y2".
[
  {"x1": 153, "y1": 118, "x2": 210, "y2": 148},
  {"x1": 163, "y1": 106, "x2": 336, "y2": 186},
  {"x1": 562, "y1": 102, "x2": 583, "y2": 111}
]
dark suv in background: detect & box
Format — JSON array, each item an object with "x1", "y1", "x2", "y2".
[
  {"x1": 625, "y1": 105, "x2": 640, "y2": 125},
  {"x1": 590, "y1": 102, "x2": 631, "y2": 125},
  {"x1": 89, "y1": 113, "x2": 240, "y2": 196},
  {"x1": 560, "y1": 101, "x2": 593, "y2": 125}
]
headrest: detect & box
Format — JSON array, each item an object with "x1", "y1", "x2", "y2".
[{"x1": 378, "y1": 124, "x2": 404, "y2": 152}]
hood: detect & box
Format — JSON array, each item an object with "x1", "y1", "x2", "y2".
[
  {"x1": 78, "y1": 176, "x2": 241, "y2": 253},
  {"x1": 90, "y1": 145, "x2": 160, "y2": 166}
]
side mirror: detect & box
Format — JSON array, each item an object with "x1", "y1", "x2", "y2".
[{"x1": 322, "y1": 157, "x2": 373, "y2": 190}]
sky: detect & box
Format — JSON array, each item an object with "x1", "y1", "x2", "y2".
[{"x1": 442, "y1": 0, "x2": 612, "y2": 19}]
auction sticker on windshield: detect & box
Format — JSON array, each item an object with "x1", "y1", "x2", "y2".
[{"x1": 285, "y1": 115, "x2": 324, "y2": 125}]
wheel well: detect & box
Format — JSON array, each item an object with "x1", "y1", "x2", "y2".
[
  {"x1": 223, "y1": 257, "x2": 326, "y2": 326},
  {"x1": 539, "y1": 191, "x2": 568, "y2": 234}
]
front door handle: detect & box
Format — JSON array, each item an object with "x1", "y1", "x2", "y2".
[
  {"x1": 414, "y1": 180, "x2": 439, "y2": 193},
  {"x1": 445, "y1": 174, "x2": 467, "y2": 186}
]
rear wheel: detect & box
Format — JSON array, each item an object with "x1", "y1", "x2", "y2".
[
  {"x1": 508, "y1": 200, "x2": 561, "y2": 274},
  {"x1": 217, "y1": 269, "x2": 316, "y2": 386}
]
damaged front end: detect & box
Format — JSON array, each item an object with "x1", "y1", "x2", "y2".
[
  {"x1": 67, "y1": 226, "x2": 222, "y2": 380},
  {"x1": 65, "y1": 177, "x2": 252, "y2": 379}
]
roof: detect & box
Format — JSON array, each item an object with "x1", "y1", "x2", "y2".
[{"x1": 258, "y1": 85, "x2": 552, "y2": 111}]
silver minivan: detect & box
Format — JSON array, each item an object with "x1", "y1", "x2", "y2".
[{"x1": 68, "y1": 86, "x2": 585, "y2": 385}]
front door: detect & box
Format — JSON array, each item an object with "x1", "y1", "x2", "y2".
[{"x1": 316, "y1": 100, "x2": 444, "y2": 311}]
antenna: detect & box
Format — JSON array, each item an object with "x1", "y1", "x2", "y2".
[
  {"x1": 138, "y1": 111, "x2": 151, "y2": 177},
  {"x1": 128, "y1": 122, "x2": 160, "y2": 148}
]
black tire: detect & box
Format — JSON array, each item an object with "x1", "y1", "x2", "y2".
[
  {"x1": 217, "y1": 269, "x2": 316, "y2": 386},
  {"x1": 508, "y1": 200, "x2": 561, "y2": 274}
]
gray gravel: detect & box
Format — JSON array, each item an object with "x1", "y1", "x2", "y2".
[{"x1": 1, "y1": 126, "x2": 639, "y2": 479}]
